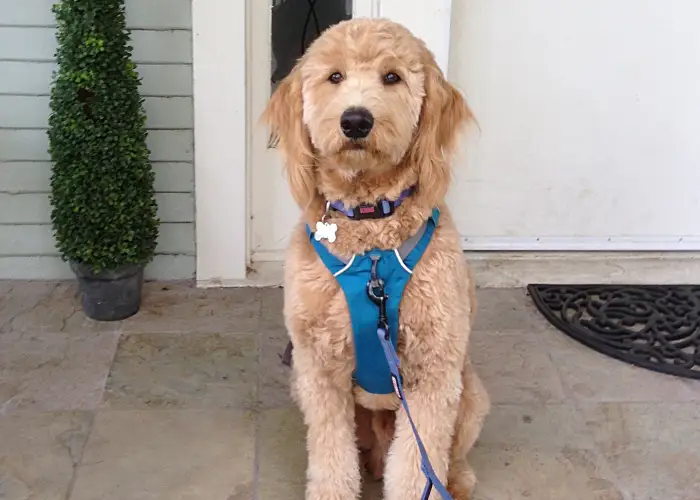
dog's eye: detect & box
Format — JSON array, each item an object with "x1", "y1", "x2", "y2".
[
  {"x1": 328, "y1": 72, "x2": 344, "y2": 84},
  {"x1": 383, "y1": 72, "x2": 401, "y2": 85}
]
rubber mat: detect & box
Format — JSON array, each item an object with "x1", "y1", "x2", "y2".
[{"x1": 527, "y1": 284, "x2": 700, "y2": 379}]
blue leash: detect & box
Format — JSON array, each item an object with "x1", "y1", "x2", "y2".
[{"x1": 367, "y1": 261, "x2": 453, "y2": 500}]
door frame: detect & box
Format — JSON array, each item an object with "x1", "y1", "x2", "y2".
[
  {"x1": 192, "y1": 0, "x2": 249, "y2": 286},
  {"x1": 192, "y1": 0, "x2": 454, "y2": 286}
]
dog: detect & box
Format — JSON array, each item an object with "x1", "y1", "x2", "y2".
[{"x1": 263, "y1": 17, "x2": 490, "y2": 500}]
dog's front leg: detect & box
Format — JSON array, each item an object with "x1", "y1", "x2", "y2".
[
  {"x1": 292, "y1": 346, "x2": 361, "y2": 500},
  {"x1": 382, "y1": 373, "x2": 462, "y2": 500}
]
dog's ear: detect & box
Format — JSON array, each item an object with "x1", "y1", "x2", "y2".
[
  {"x1": 407, "y1": 48, "x2": 473, "y2": 208},
  {"x1": 262, "y1": 66, "x2": 317, "y2": 209}
]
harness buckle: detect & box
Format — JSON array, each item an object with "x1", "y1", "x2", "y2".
[{"x1": 367, "y1": 257, "x2": 386, "y2": 304}]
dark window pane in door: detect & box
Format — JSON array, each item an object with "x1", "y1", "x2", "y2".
[{"x1": 270, "y1": 0, "x2": 352, "y2": 92}]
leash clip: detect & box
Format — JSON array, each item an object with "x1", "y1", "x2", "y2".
[{"x1": 367, "y1": 255, "x2": 390, "y2": 340}]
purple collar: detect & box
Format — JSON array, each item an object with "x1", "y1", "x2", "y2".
[{"x1": 328, "y1": 186, "x2": 415, "y2": 220}]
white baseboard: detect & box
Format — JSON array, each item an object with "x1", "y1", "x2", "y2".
[{"x1": 204, "y1": 251, "x2": 700, "y2": 288}]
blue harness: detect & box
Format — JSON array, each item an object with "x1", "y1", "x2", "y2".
[
  {"x1": 307, "y1": 208, "x2": 440, "y2": 394},
  {"x1": 306, "y1": 207, "x2": 454, "y2": 500}
]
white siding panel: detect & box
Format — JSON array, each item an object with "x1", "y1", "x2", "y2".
[
  {"x1": 147, "y1": 130, "x2": 194, "y2": 161},
  {"x1": 144, "y1": 254, "x2": 195, "y2": 279},
  {"x1": 155, "y1": 222, "x2": 195, "y2": 254},
  {"x1": 0, "y1": 193, "x2": 194, "y2": 224},
  {"x1": 0, "y1": 95, "x2": 49, "y2": 128},
  {"x1": 1, "y1": 0, "x2": 57, "y2": 26},
  {"x1": 0, "y1": 162, "x2": 51, "y2": 192},
  {"x1": 0, "y1": 224, "x2": 56, "y2": 255},
  {"x1": 0, "y1": 27, "x2": 192, "y2": 64},
  {"x1": 125, "y1": 0, "x2": 192, "y2": 29},
  {"x1": 143, "y1": 97, "x2": 193, "y2": 129},
  {"x1": 0, "y1": 223, "x2": 194, "y2": 255},
  {"x1": 0, "y1": 95, "x2": 193, "y2": 129},
  {"x1": 156, "y1": 193, "x2": 195, "y2": 223},
  {"x1": 0, "y1": 27, "x2": 56, "y2": 61},
  {"x1": 0, "y1": 162, "x2": 194, "y2": 194},
  {"x1": 0, "y1": 256, "x2": 74, "y2": 279},
  {"x1": 3, "y1": 0, "x2": 192, "y2": 29},
  {"x1": 0, "y1": 62, "x2": 192, "y2": 96},
  {"x1": 153, "y1": 162, "x2": 195, "y2": 193},
  {"x1": 0, "y1": 255, "x2": 195, "y2": 280},
  {"x1": 0, "y1": 129, "x2": 193, "y2": 161},
  {"x1": 130, "y1": 30, "x2": 193, "y2": 64},
  {"x1": 0, "y1": 193, "x2": 51, "y2": 224},
  {"x1": 0, "y1": 62, "x2": 54, "y2": 94},
  {"x1": 0, "y1": 130, "x2": 49, "y2": 161},
  {"x1": 136, "y1": 64, "x2": 193, "y2": 96}
]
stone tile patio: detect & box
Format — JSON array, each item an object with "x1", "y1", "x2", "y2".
[{"x1": 0, "y1": 281, "x2": 698, "y2": 500}]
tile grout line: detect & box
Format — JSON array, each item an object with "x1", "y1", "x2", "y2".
[
  {"x1": 252, "y1": 289, "x2": 264, "y2": 500},
  {"x1": 63, "y1": 411, "x2": 96, "y2": 500},
  {"x1": 253, "y1": 406, "x2": 262, "y2": 500},
  {"x1": 64, "y1": 322, "x2": 123, "y2": 500}
]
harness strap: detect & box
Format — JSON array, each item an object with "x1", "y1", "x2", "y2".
[
  {"x1": 397, "y1": 221, "x2": 428, "y2": 260},
  {"x1": 377, "y1": 325, "x2": 453, "y2": 500}
]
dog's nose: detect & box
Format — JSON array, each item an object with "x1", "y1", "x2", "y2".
[{"x1": 340, "y1": 107, "x2": 374, "y2": 139}]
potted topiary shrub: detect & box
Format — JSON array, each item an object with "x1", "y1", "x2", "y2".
[{"x1": 48, "y1": 0, "x2": 159, "y2": 321}]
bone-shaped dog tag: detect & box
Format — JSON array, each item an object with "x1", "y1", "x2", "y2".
[{"x1": 314, "y1": 221, "x2": 337, "y2": 243}]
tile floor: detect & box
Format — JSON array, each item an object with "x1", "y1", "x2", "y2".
[{"x1": 0, "y1": 281, "x2": 699, "y2": 500}]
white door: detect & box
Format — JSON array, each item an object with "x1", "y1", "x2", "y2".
[{"x1": 249, "y1": 0, "x2": 452, "y2": 263}]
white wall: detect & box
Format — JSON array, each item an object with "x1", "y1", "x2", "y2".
[{"x1": 449, "y1": 0, "x2": 700, "y2": 251}]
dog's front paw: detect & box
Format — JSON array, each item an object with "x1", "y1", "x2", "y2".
[
  {"x1": 447, "y1": 484, "x2": 473, "y2": 500},
  {"x1": 447, "y1": 461, "x2": 477, "y2": 500}
]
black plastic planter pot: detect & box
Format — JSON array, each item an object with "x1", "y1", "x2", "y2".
[{"x1": 70, "y1": 261, "x2": 145, "y2": 321}]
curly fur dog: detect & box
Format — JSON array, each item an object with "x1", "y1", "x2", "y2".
[{"x1": 263, "y1": 18, "x2": 490, "y2": 500}]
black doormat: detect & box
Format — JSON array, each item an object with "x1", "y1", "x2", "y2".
[{"x1": 527, "y1": 284, "x2": 700, "y2": 379}]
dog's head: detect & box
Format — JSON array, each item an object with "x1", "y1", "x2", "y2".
[{"x1": 263, "y1": 18, "x2": 472, "y2": 208}]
